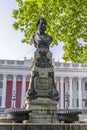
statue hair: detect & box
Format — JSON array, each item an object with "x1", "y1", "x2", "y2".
[{"x1": 36, "y1": 18, "x2": 47, "y2": 27}]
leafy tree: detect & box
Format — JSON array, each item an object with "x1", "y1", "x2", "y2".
[{"x1": 12, "y1": 0, "x2": 87, "y2": 63}]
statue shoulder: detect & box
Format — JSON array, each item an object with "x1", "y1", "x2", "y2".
[
  {"x1": 32, "y1": 32, "x2": 39, "y2": 40},
  {"x1": 31, "y1": 34, "x2": 35, "y2": 40},
  {"x1": 31, "y1": 34, "x2": 37, "y2": 43},
  {"x1": 30, "y1": 34, "x2": 36, "y2": 45},
  {"x1": 45, "y1": 33, "x2": 53, "y2": 42}
]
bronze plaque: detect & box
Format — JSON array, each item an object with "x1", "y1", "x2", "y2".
[{"x1": 34, "y1": 77, "x2": 52, "y2": 93}]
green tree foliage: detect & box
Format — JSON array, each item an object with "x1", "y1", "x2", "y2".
[{"x1": 12, "y1": 0, "x2": 87, "y2": 63}]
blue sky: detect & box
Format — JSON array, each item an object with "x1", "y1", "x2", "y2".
[{"x1": 0, "y1": 0, "x2": 64, "y2": 61}]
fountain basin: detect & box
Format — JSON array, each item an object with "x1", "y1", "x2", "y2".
[
  {"x1": 57, "y1": 109, "x2": 81, "y2": 123},
  {"x1": 5, "y1": 108, "x2": 32, "y2": 123}
]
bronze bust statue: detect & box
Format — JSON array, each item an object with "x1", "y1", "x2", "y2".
[{"x1": 31, "y1": 18, "x2": 52, "y2": 51}]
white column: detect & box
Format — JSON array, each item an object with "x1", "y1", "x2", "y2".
[
  {"x1": 56, "y1": 79, "x2": 60, "y2": 109},
  {"x1": 64, "y1": 79, "x2": 67, "y2": 109},
  {"x1": 69, "y1": 77, "x2": 73, "y2": 109},
  {"x1": 2, "y1": 74, "x2": 7, "y2": 108},
  {"x1": 56, "y1": 78, "x2": 59, "y2": 92},
  {"x1": 21, "y1": 75, "x2": 26, "y2": 108},
  {"x1": 60, "y1": 77, "x2": 64, "y2": 109},
  {"x1": 78, "y1": 77, "x2": 82, "y2": 109},
  {"x1": 12, "y1": 75, "x2": 17, "y2": 108},
  {"x1": 12, "y1": 75, "x2": 17, "y2": 92}
]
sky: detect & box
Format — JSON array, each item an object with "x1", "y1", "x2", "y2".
[{"x1": 0, "y1": 0, "x2": 64, "y2": 61}]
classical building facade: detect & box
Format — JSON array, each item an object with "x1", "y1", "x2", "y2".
[{"x1": 0, "y1": 58, "x2": 87, "y2": 110}]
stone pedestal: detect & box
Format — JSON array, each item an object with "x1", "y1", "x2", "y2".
[
  {"x1": 26, "y1": 98, "x2": 57, "y2": 123},
  {"x1": 25, "y1": 50, "x2": 59, "y2": 123},
  {"x1": 25, "y1": 50, "x2": 59, "y2": 101}
]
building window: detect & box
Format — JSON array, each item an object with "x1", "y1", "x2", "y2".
[
  {"x1": 0, "y1": 60, "x2": 4, "y2": 64},
  {"x1": 77, "y1": 98, "x2": 79, "y2": 107},
  {"x1": 85, "y1": 82, "x2": 87, "y2": 91},
  {"x1": 7, "y1": 60, "x2": 14, "y2": 64},
  {"x1": 0, "y1": 81, "x2": 2, "y2": 88},
  {"x1": 0, "y1": 97, "x2": 2, "y2": 106},
  {"x1": 84, "y1": 99, "x2": 87, "y2": 107},
  {"x1": 17, "y1": 61, "x2": 24, "y2": 65},
  {"x1": 77, "y1": 81, "x2": 78, "y2": 91}
]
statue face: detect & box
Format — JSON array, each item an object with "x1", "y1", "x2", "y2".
[{"x1": 38, "y1": 19, "x2": 46, "y2": 33}]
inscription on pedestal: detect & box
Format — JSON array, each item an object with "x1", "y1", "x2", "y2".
[{"x1": 34, "y1": 77, "x2": 52, "y2": 93}]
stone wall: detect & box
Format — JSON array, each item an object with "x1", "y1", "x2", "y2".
[{"x1": 0, "y1": 123, "x2": 87, "y2": 130}]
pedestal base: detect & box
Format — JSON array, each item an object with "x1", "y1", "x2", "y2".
[{"x1": 26, "y1": 98, "x2": 57, "y2": 123}]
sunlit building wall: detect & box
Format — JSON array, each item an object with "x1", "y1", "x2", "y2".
[{"x1": 0, "y1": 58, "x2": 87, "y2": 110}]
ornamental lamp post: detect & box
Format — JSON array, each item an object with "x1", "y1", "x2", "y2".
[
  {"x1": 65, "y1": 91, "x2": 70, "y2": 109},
  {"x1": 65, "y1": 80, "x2": 70, "y2": 109},
  {"x1": 11, "y1": 90, "x2": 16, "y2": 109}
]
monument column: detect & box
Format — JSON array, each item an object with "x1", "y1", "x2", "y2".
[
  {"x1": 25, "y1": 18, "x2": 59, "y2": 123},
  {"x1": 69, "y1": 77, "x2": 73, "y2": 109},
  {"x1": 2, "y1": 74, "x2": 7, "y2": 108},
  {"x1": 78, "y1": 77, "x2": 82, "y2": 109},
  {"x1": 60, "y1": 77, "x2": 64, "y2": 109},
  {"x1": 21, "y1": 75, "x2": 26, "y2": 108}
]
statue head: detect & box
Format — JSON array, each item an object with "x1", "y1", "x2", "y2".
[{"x1": 36, "y1": 18, "x2": 47, "y2": 34}]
